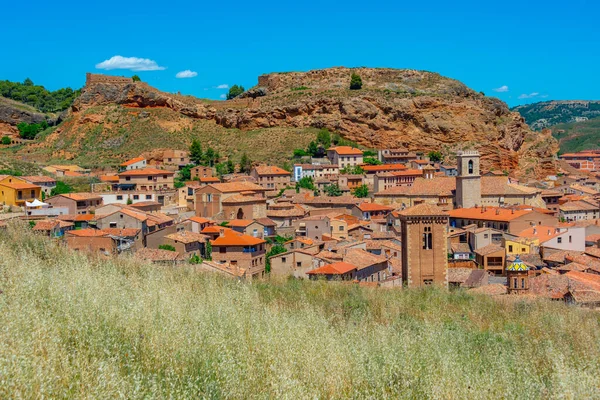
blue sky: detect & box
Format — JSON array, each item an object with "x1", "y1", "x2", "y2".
[{"x1": 2, "y1": 0, "x2": 598, "y2": 107}]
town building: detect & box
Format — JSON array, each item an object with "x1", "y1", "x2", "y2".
[
  {"x1": 117, "y1": 168, "x2": 175, "y2": 191},
  {"x1": 377, "y1": 148, "x2": 417, "y2": 164},
  {"x1": 46, "y1": 193, "x2": 103, "y2": 215},
  {"x1": 293, "y1": 164, "x2": 339, "y2": 182},
  {"x1": 161, "y1": 150, "x2": 190, "y2": 170},
  {"x1": 21, "y1": 176, "x2": 56, "y2": 198},
  {"x1": 191, "y1": 166, "x2": 214, "y2": 180},
  {"x1": 326, "y1": 146, "x2": 363, "y2": 168},
  {"x1": 250, "y1": 165, "x2": 291, "y2": 194},
  {"x1": 210, "y1": 228, "x2": 267, "y2": 278},
  {"x1": 474, "y1": 244, "x2": 506, "y2": 275},
  {"x1": 506, "y1": 255, "x2": 530, "y2": 294},
  {"x1": 559, "y1": 200, "x2": 599, "y2": 222},
  {"x1": 449, "y1": 206, "x2": 557, "y2": 234},
  {"x1": 0, "y1": 176, "x2": 42, "y2": 207},
  {"x1": 195, "y1": 182, "x2": 267, "y2": 220},
  {"x1": 119, "y1": 157, "x2": 147, "y2": 172},
  {"x1": 456, "y1": 150, "x2": 481, "y2": 208},
  {"x1": 399, "y1": 203, "x2": 449, "y2": 288}
]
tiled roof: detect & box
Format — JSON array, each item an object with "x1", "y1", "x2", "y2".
[
  {"x1": 67, "y1": 229, "x2": 108, "y2": 237},
  {"x1": 517, "y1": 226, "x2": 562, "y2": 244},
  {"x1": 210, "y1": 229, "x2": 266, "y2": 246},
  {"x1": 165, "y1": 231, "x2": 209, "y2": 244},
  {"x1": 136, "y1": 248, "x2": 184, "y2": 262},
  {"x1": 474, "y1": 243, "x2": 504, "y2": 256},
  {"x1": 75, "y1": 214, "x2": 96, "y2": 221},
  {"x1": 188, "y1": 216, "x2": 212, "y2": 224},
  {"x1": 266, "y1": 208, "x2": 307, "y2": 218},
  {"x1": 364, "y1": 239, "x2": 401, "y2": 251},
  {"x1": 118, "y1": 168, "x2": 174, "y2": 177},
  {"x1": 102, "y1": 228, "x2": 141, "y2": 237},
  {"x1": 20, "y1": 175, "x2": 56, "y2": 183},
  {"x1": 301, "y1": 195, "x2": 362, "y2": 206},
  {"x1": 559, "y1": 201, "x2": 599, "y2": 212},
  {"x1": 253, "y1": 165, "x2": 290, "y2": 176},
  {"x1": 447, "y1": 268, "x2": 474, "y2": 283},
  {"x1": 306, "y1": 262, "x2": 357, "y2": 275},
  {"x1": 327, "y1": 146, "x2": 363, "y2": 155},
  {"x1": 256, "y1": 217, "x2": 276, "y2": 226},
  {"x1": 468, "y1": 283, "x2": 507, "y2": 296},
  {"x1": 362, "y1": 164, "x2": 407, "y2": 173},
  {"x1": 397, "y1": 203, "x2": 448, "y2": 217},
  {"x1": 205, "y1": 182, "x2": 266, "y2": 193},
  {"x1": 226, "y1": 219, "x2": 255, "y2": 227},
  {"x1": 56, "y1": 193, "x2": 102, "y2": 201},
  {"x1": 130, "y1": 201, "x2": 161, "y2": 208},
  {"x1": 451, "y1": 243, "x2": 472, "y2": 254},
  {"x1": 448, "y1": 206, "x2": 532, "y2": 222},
  {"x1": 199, "y1": 177, "x2": 221, "y2": 183},
  {"x1": 63, "y1": 171, "x2": 85, "y2": 177},
  {"x1": 120, "y1": 156, "x2": 146, "y2": 166},
  {"x1": 584, "y1": 247, "x2": 600, "y2": 259},
  {"x1": 0, "y1": 181, "x2": 40, "y2": 190},
  {"x1": 586, "y1": 234, "x2": 600, "y2": 243},
  {"x1": 221, "y1": 194, "x2": 266, "y2": 204},
  {"x1": 570, "y1": 184, "x2": 598, "y2": 195},
  {"x1": 100, "y1": 175, "x2": 119, "y2": 182},
  {"x1": 343, "y1": 248, "x2": 387, "y2": 270},
  {"x1": 32, "y1": 220, "x2": 59, "y2": 231},
  {"x1": 543, "y1": 250, "x2": 582, "y2": 263},
  {"x1": 409, "y1": 177, "x2": 455, "y2": 197},
  {"x1": 357, "y1": 202, "x2": 394, "y2": 212}
]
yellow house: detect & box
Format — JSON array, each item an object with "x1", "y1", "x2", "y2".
[
  {"x1": 0, "y1": 176, "x2": 42, "y2": 207},
  {"x1": 504, "y1": 237, "x2": 536, "y2": 257}
]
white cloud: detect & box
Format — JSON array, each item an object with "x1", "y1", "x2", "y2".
[
  {"x1": 95, "y1": 55, "x2": 165, "y2": 71},
  {"x1": 175, "y1": 70, "x2": 198, "y2": 79},
  {"x1": 216, "y1": 84, "x2": 229, "y2": 89},
  {"x1": 493, "y1": 85, "x2": 509, "y2": 93},
  {"x1": 518, "y1": 92, "x2": 540, "y2": 99},
  {"x1": 219, "y1": 94, "x2": 227, "y2": 99}
]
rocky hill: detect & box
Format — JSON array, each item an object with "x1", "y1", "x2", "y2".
[
  {"x1": 512, "y1": 100, "x2": 600, "y2": 130},
  {"x1": 18, "y1": 68, "x2": 558, "y2": 177}
]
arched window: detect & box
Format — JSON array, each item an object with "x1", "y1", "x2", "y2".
[{"x1": 468, "y1": 160, "x2": 474, "y2": 174}]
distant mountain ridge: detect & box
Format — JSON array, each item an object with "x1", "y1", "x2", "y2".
[{"x1": 512, "y1": 100, "x2": 600, "y2": 130}]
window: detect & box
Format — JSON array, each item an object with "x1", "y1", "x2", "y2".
[
  {"x1": 117, "y1": 195, "x2": 123, "y2": 200},
  {"x1": 110, "y1": 222, "x2": 117, "y2": 228},
  {"x1": 569, "y1": 236, "x2": 572, "y2": 243},
  {"x1": 521, "y1": 278, "x2": 525, "y2": 289},
  {"x1": 339, "y1": 226, "x2": 344, "y2": 231},
  {"x1": 133, "y1": 195, "x2": 139, "y2": 200},
  {"x1": 148, "y1": 176, "x2": 153, "y2": 181},
  {"x1": 163, "y1": 175, "x2": 167, "y2": 179},
  {"x1": 513, "y1": 278, "x2": 518, "y2": 289},
  {"x1": 423, "y1": 279, "x2": 433, "y2": 285},
  {"x1": 468, "y1": 160, "x2": 474, "y2": 174},
  {"x1": 219, "y1": 247, "x2": 226, "y2": 254},
  {"x1": 146, "y1": 195, "x2": 152, "y2": 200},
  {"x1": 281, "y1": 257, "x2": 287, "y2": 263},
  {"x1": 30, "y1": 190, "x2": 35, "y2": 198},
  {"x1": 509, "y1": 245, "x2": 513, "y2": 252},
  {"x1": 120, "y1": 214, "x2": 123, "y2": 219},
  {"x1": 422, "y1": 226, "x2": 432, "y2": 250},
  {"x1": 126, "y1": 176, "x2": 131, "y2": 181},
  {"x1": 557, "y1": 237, "x2": 562, "y2": 244},
  {"x1": 296, "y1": 262, "x2": 301, "y2": 267},
  {"x1": 483, "y1": 234, "x2": 488, "y2": 239}
]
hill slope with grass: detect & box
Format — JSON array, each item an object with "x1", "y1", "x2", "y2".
[
  {"x1": 551, "y1": 117, "x2": 600, "y2": 154},
  {"x1": 1, "y1": 224, "x2": 599, "y2": 398},
  {"x1": 20, "y1": 67, "x2": 557, "y2": 177},
  {"x1": 512, "y1": 100, "x2": 600, "y2": 130}
]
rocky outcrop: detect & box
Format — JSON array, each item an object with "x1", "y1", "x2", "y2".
[
  {"x1": 66, "y1": 67, "x2": 558, "y2": 178},
  {"x1": 0, "y1": 96, "x2": 55, "y2": 126}
]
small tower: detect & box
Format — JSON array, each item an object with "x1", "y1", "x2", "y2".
[
  {"x1": 506, "y1": 255, "x2": 530, "y2": 294},
  {"x1": 399, "y1": 203, "x2": 449, "y2": 288},
  {"x1": 422, "y1": 164, "x2": 435, "y2": 180},
  {"x1": 455, "y1": 150, "x2": 481, "y2": 208}
]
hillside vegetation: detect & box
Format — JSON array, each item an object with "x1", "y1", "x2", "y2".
[
  {"x1": 0, "y1": 78, "x2": 80, "y2": 113},
  {"x1": 551, "y1": 117, "x2": 600, "y2": 154},
  {"x1": 1, "y1": 224, "x2": 599, "y2": 398},
  {"x1": 513, "y1": 100, "x2": 600, "y2": 130}
]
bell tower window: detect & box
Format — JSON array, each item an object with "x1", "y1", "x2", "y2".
[{"x1": 468, "y1": 160, "x2": 474, "y2": 174}]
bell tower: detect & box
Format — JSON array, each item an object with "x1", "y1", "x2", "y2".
[{"x1": 455, "y1": 150, "x2": 481, "y2": 208}]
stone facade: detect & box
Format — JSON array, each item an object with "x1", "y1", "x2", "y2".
[
  {"x1": 85, "y1": 73, "x2": 132, "y2": 86},
  {"x1": 456, "y1": 150, "x2": 481, "y2": 208}
]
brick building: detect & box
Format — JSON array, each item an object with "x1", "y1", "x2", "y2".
[
  {"x1": 250, "y1": 165, "x2": 291, "y2": 194},
  {"x1": 210, "y1": 228, "x2": 267, "y2": 278}
]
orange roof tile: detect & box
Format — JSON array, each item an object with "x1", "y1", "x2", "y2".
[
  {"x1": 32, "y1": 220, "x2": 59, "y2": 231},
  {"x1": 100, "y1": 175, "x2": 119, "y2": 182},
  {"x1": 253, "y1": 165, "x2": 290, "y2": 176},
  {"x1": 188, "y1": 216, "x2": 212, "y2": 224},
  {"x1": 199, "y1": 177, "x2": 221, "y2": 183},
  {"x1": 75, "y1": 214, "x2": 96, "y2": 221},
  {"x1": 210, "y1": 229, "x2": 266, "y2": 246},
  {"x1": 226, "y1": 219, "x2": 255, "y2": 227},
  {"x1": 398, "y1": 203, "x2": 448, "y2": 217},
  {"x1": 448, "y1": 206, "x2": 532, "y2": 222},
  {"x1": 362, "y1": 164, "x2": 407, "y2": 173},
  {"x1": 20, "y1": 175, "x2": 56, "y2": 183},
  {"x1": 102, "y1": 228, "x2": 140, "y2": 237},
  {"x1": 327, "y1": 146, "x2": 363, "y2": 156},
  {"x1": 56, "y1": 193, "x2": 102, "y2": 201},
  {"x1": 0, "y1": 181, "x2": 40, "y2": 190},
  {"x1": 307, "y1": 262, "x2": 357, "y2": 275},
  {"x1": 517, "y1": 226, "x2": 561, "y2": 243},
  {"x1": 120, "y1": 157, "x2": 146, "y2": 167},
  {"x1": 67, "y1": 229, "x2": 108, "y2": 237},
  {"x1": 357, "y1": 202, "x2": 394, "y2": 212}
]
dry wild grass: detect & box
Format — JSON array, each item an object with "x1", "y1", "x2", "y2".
[{"x1": 0, "y1": 223, "x2": 599, "y2": 399}]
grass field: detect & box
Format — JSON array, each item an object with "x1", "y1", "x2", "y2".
[
  {"x1": 552, "y1": 117, "x2": 600, "y2": 154},
  {"x1": 1, "y1": 224, "x2": 599, "y2": 398}
]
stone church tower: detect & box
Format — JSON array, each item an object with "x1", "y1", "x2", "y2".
[
  {"x1": 455, "y1": 150, "x2": 481, "y2": 208},
  {"x1": 399, "y1": 203, "x2": 449, "y2": 288}
]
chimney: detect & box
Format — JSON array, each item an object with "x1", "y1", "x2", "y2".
[
  {"x1": 496, "y1": 209, "x2": 500, "y2": 215},
  {"x1": 533, "y1": 228, "x2": 537, "y2": 235},
  {"x1": 511, "y1": 209, "x2": 514, "y2": 214},
  {"x1": 219, "y1": 228, "x2": 225, "y2": 237}
]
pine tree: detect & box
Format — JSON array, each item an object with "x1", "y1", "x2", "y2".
[{"x1": 189, "y1": 140, "x2": 203, "y2": 165}]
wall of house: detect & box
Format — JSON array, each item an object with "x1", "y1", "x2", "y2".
[
  {"x1": 46, "y1": 196, "x2": 77, "y2": 214},
  {"x1": 119, "y1": 174, "x2": 175, "y2": 190},
  {"x1": 95, "y1": 212, "x2": 146, "y2": 233},
  {"x1": 222, "y1": 202, "x2": 267, "y2": 220},
  {"x1": 211, "y1": 245, "x2": 266, "y2": 277},
  {"x1": 66, "y1": 236, "x2": 116, "y2": 253},
  {"x1": 270, "y1": 251, "x2": 315, "y2": 278},
  {"x1": 100, "y1": 192, "x2": 156, "y2": 205}
]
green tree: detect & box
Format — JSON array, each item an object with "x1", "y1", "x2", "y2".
[
  {"x1": 293, "y1": 149, "x2": 308, "y2": 157},
  {"x1": 204, "y1": 147, "x2": 217, "y2": 167},
  {"x1": 215, "y1": 162, "x2": 228, "y2": 178},
  {"x1": 316, "y1": 129, "x2": 331, "y2": 148},
  {"x1": 362, "y1": 150, "x2": 377, "y2": 157},
  {"x1": 23, "y1": 78, "x2": 34, "y2": 86},
  {"x1": 1, "y1": 136, "x2": 10, "y2": 145},
  {"x1": 189, "y1": 254, "x2": 201, "y2": 264},
  {"x1": 132, "y1": 75, "x2": 141, "y2": 82},
  {"x1": 363, "y1": 157, "x2": 382, "y2": 165},
  {"x1": 352, "y1": 184, "x2": 369, "y2": 198},
  {"x1": 296, "y1": 176, "x2": 315, "y2": 191},
  {"x1": 227, "y1": 85, "x2": 245, "y2": 100},
  {"x1": 341, "y1": 165, "x2": 364, "y2": 175},
  {"x1": 226, "y1": 160, "x2": 235, "y2": 174},
  {"x1": 189, "y1": 139, "x2": 203, "y2": 165},
  {"x1": 324, "y1": 183, "x2": 342, "y2": 197},
  {"x1": 350, "y1": 73, "x2": 362, "y2": 90},
  {"x1": 240, "y1": 153, "x2": 252, "y2": 173},
  {"x1": 50, "y1": 181, "x2": 73, "y2": 196},
  {"x1": 159, "y1": 244, "x2": 176, "y2": 252},
  {"x1": 205, "y1": 241, "x2": 212, "y2": 260},
  {"x1": 427, "y1": 151, "x2": 443, "y2": 162},
  {"x1": 307, "y1": 141, "x2": 319, "y2": 157},
  {"x1": 126, "y1": 198, "x2": 133, "y2": 205}
]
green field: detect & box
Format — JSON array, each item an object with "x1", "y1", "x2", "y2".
[
  {"x1": 552, "y1": 117, "x2": 600, "y2": 154},
  {"x1": 1, "y1": 224, "x2": 599, "y2": 398}
]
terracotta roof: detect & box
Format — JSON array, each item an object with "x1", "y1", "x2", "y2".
[
  {"x1": 67, "y1": 229, "x2": 108, "y2": 237},
  {"x1": 20, "y1": 175, "x2": 56, "y2": 183},
  {"x1": 451, "y1": 243, "x2": 472, "y2": 254},
  {"x1": 63, "y1": 171, "x2": 85, "y2": 177},
  {"x1": 584, "y1": 247, "x2": 600, "y2": 259},
  {"x1": 517, "y1": 226, "x2": 561, "y2": 244},
  {"x1": 102, "y1": 228, "x2": 141, "y2": 237},
  {"x1": 327, "y1": 146, "x2": 363, "y2": 156},
  {"x1": 559, "y1": 201, "x2": 599, "y2": 212},
  {"x1": 364, "y1": 239, "x2": 401, "y2": 251},
  {"x1": 32, "y1": 220, "x2": 59, "y2": 231},
  {"x1": 130, "y1": 201, "x2": 161, "y2": 208},
  {"x1": 301, "y1": 195, "x2": 362, "y2": 206},
  {"x1": 226, "y1": 219, "x2": 255, "y2": 228},
  {"x1": 165, "y1": 231, "x2": 209, "y2": 244},
  {"x1": 586, "y1": 234, "x2": 600, "y2": 243},
  {"x1": 468, "y1": 283, "x2": 507, "y2": 296},
  {"x1": 118, "y1": 168, "x2": 174, "y2": 177},
  {"x1": 75, "y1": 214, "x2": 96, "y2": 221},
  {"x1": 100, "y1": 175, "x2": 119, "y2": 182},
  {"x1": 397, "y1": 203, "x2": 448, "y2": 217},
  {"x1": 448, "y1": 206, "x2": 532, "y2": 222},
  {"x1": 0, "y1": 181, "x2": 40, "y2": 190},
  {"x1": 357, "y1": 202, "x2": 394, "y2": 212},
  {"x1": 203, "y1": 182, "x2": 266, "y2": 193},
  {"x1": 199, "y1": 177, "x2": 221, "y2": 183},
  {"x1": 541, "y1": 189, "x2": 562, "y2": 197},
  {"x1": 202, "y1": 226, "x2": 233, "y2": 234},
  {"x1": 543, "y1": 250, "x2": 582, "y2": 263},
  {"x1": 447, "y1": 268, "x2": 474, "y2": 283},
  {"x1": 256, "y1": 217, "x2": 276, "y2": 226},
  {"x1": 343, "y1": 248, "x2": 387, "y2": 270},
  {"x1": 266, "y1": 208, "x2": 307, "y2": 218},
  {"x1": 306, "y1": 262, "x2": 357, "y2": 275},
  {"x1": 136, "y1": 248, "x2": 184, "y2": 262},
  {"x1": 120, "y1": 156, "x2": 146, "y2": 167},
  {"x1": 188, "y1": 216, "x2": 212, "y2": 224},
  {"x1": 210, "y1": 229, "x2": 266, "y2": 246},
  {"x1": 55, "y1": 193, "x2": 102, "y2": 201},
  {"x1": 253, "y1": 165, "x2": 290, "y2": 176},
  {"x1": 221, "y1": 194, "x2": 266, "y2": 204},
  {"x1": 570, "y1": 184, "x2": 598, "y2": 195},
  {"x1": 362, "y1": 164, "x2": 407, "y2": 173},
  {"x1": 474, "y1": 243, "x2": 504, "y2": 256}
]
